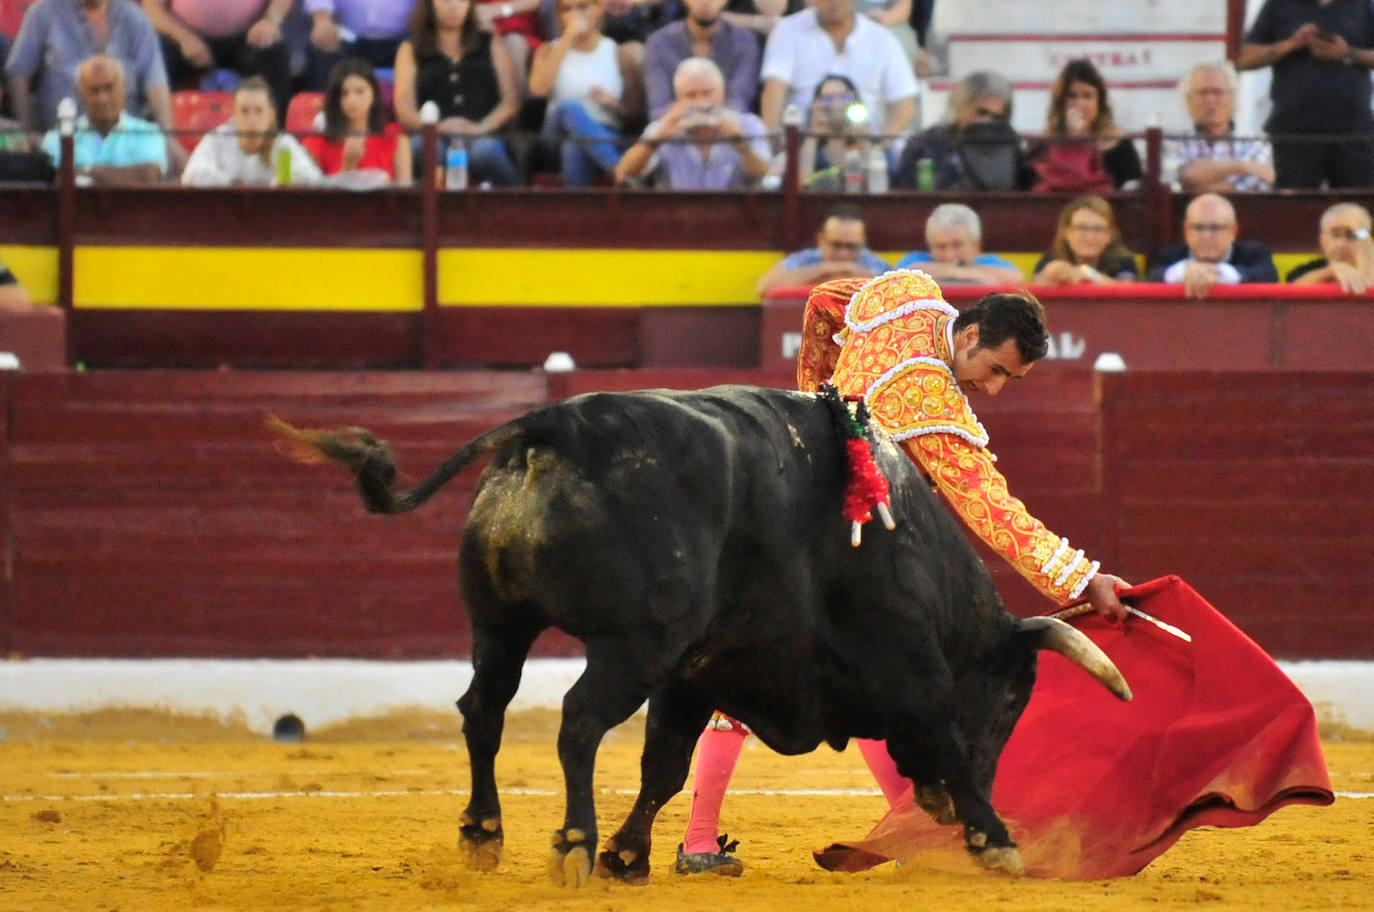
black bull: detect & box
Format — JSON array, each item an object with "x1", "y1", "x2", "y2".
[{"x1": 274, "y1": 385, "x2": 1130, "y2": 883}]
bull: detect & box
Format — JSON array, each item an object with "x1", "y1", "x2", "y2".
[{"x1": 273, "y1": 384, "x2": 1130, "y2": 884}]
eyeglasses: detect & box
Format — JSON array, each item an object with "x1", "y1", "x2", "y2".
[
  {"x1": 819, "y1": 92, "x2": 856, "y2": 105},
  {"x1": 1068, "y1": 223, "x2": 1109, "y2": 234},
  {"x1": 1323, "y1": 227, "x2": 1368, "y2": 240},
  {"x1": 1065, "y1": 90, "x2": 1098, "y2": 102},
  {"x1": 1186, "y1": 222, "x2": 1234, "y2": 233},
  {"x1": 1188, "y1": 88, "x2": 1232, "y2": 98}
]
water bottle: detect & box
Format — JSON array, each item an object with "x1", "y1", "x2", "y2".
[
  {"x1": 866, "y1": 146, "x2": 889, "y2": 194},
  {"x1": 445, "y1": 139, "x2": 468, "y2": 190},
  {"x1": 842, "y1": 144, "x2": 865, "y2": 193},
  {"x1": 274, "y1": 145, "x2": 292, "y2": 186},
  {"x1": 916, "y1": 157, "x2": 934, "y2": 191}
]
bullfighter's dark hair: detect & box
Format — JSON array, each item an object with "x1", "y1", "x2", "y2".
[{"x1": 953, "y1": 290, "x2": 1049, "y2": 364}]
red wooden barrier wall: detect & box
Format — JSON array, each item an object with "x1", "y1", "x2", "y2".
[{"x1": 2, "y1": 368, "x2": 1370, "y2": 660}]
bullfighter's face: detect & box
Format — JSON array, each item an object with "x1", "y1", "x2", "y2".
[{"x1": 950, "y1": 326, "x2": 1032, "y2": 397}]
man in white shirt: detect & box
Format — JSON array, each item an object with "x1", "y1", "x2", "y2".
[{"x1": 758, "y1": 0, "x2": 917, "y2": 149}]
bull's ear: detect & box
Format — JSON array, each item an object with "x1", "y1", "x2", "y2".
[{"x1": 1019, "y1": 616, "x2": 1132, "y2": 702}]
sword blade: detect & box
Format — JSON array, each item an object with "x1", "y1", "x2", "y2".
[{"x1": 1125, "y1": 605, "x2": 1192, "y2": 642}]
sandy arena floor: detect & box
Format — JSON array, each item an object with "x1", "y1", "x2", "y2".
[{"x1": 1, "y1": 708, "x2": 1370, "y2": 912}]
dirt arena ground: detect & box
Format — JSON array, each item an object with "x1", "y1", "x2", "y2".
[{"x1": 1, "y1": 708, "x2": 1370, "y2": 912}]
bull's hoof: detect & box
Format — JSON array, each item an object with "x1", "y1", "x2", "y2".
[
  {"x1": 593, "y1": 835, "x2": 651, "y2": 885},
  {"x1": 914, "y1": 785, "x2": 958, "y2": 825},
  {"x1": 972, "y1": 845, "x2": 1025, "y2": 876},
  {"x1": 457, "y1": 813, "x2": 503, "y2": 871},
  {"x1": 548, "y1": 828, "x2": 594, "y2": 887}
]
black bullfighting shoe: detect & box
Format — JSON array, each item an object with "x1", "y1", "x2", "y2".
[{"x1": 674, "y1": 835, "x2": 743, "y2": 877}]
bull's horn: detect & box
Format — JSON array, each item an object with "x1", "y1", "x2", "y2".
[{"x1": 1020, "y1": 616, "x2": 1133, "y2": 702}]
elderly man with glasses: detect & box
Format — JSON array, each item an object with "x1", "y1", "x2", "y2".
[
  {"x1": 1164, "y1": 60, "x2": 1274, "y2": 193},
  {"x1": 1286, "y1": 201, "x2": 1374, "y2": 294},
  {"x1": 1145, "y1": 193, "x2": 1278, "y2": 299}
]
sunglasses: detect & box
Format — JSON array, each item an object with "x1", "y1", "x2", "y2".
[{"x1": 1186, "y1": 223, "x2": 1234, "y2": 233}]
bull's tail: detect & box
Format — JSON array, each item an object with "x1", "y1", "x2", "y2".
[{"x1": 268, "y1": 415, "x2": 525, "y2": 515}]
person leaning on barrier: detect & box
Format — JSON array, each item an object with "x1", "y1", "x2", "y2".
[
  {"x1": 1031, "y1": 195, "x2": 1140, "y2": 286},
  {"x1": 755, "y1": 203, "x2": 889, "y2": 297},
  {"x1": 894, "y1": 202, "x2": 1024, "y2": 286},
  {"x1": 1145, "y1": 193, "x2": 1278, "y2": 300},
  {"x1": 614, "y1": 57, "x2": 769, "y2": 189},
  {"x1": 1286, "y1": 202, "x2": 1374, "y2": 294},
  {"x1": 1164, "y1": 60, "x2": 1274, "y2": 194},
  {"x1": 0, "y1": 253, "x2": 34, "y2": 311},
  {"x1": 181, "y1": 75, "x2": 322, "y2": 186},
  {"x1": 892, "y1": 69, "x2": 1031, "y2": 192},
  {"x1": 41, "y1": 55, "x2": 167, "y2": 186}
]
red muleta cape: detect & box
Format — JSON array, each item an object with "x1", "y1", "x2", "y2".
[{"x1": 814, "y1": 576, "x2": 1334, "y2": 880}]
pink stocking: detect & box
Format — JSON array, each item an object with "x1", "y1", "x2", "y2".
[
  {"x1": 682, "y1": 723, "x2": 747, "y2": 853},
  {"x1": 857, "y1": 738, "x2": 913, "y2": 809}
]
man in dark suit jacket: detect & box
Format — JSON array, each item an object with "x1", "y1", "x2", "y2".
[{"x1": 1146, "y1": 192, "x2": 1279, "y2": 299}]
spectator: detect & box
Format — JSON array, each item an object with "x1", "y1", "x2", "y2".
[
  {"x1": 794, "y1": 73, "x2": 872, "y2": 189},
  {"x1": 41, "y1": 55, "x2": 167, "y2": 185},
  {"x1": 758, "y1": 0, "x2": 917, "y2": 154},
  {"x1": 302, "y1": 57, "x2": 412, "y2": 184},
  {"x1": 304, "y1": 0, "x2": 416, "y2": 92},
  {"x1": 643, "y1": 0, "x2": 758, "y2": 119},
  {"x1": 1145, "y1": 193, "x2": 1278, "y2": 299},
  {"x1": 1029, "y1": 58, "x2": 1141, "y2": 193},
  {"x1": 529, "y1": 0, "x2": 630, "y2": 186},
  {"x1": 181, "y1": 75, "x2": 322, "y2": 186},
  {"x1": 476, "y1": 0, "x2": 544, "y2": 98},
  {"x1": 756, "y1": 203, "x2": 889, "y2": 296},
  {"x1": 1239, "y1": 0, "x2": 1374, "y2": 189},
  {"x1": 1164, "y1": 60, "x2": 1273, "y2": 193},
  {"x1": 892, "y1": 69, "x2": 1031, "y2": 191},
  {"x1": 894, "y1": 202, "x2": 1024, "y2": 286},
  {"x1": 5, "y1": 0, "x2": 172, "y2": 133},
  {"x1": 721, "y1": 0, "x2": 801, "y2": 45},
  {"x1": 1286, "y1": 202, "x2": 1374, "y2": 294},
  {"x1": 1031, "y1": 195, "x2": 1140, "y2": 286},
  {"x1": 141, "y1": 1, "x2": 294, "y2": 114},
  {"x1": 0, "y1": 253, "x2": 33, "y2": 310},
  {"x1": 393, "y1": 0, "x2": 520, "y2": 188},
  {"x1": 614, "y1": 56, "x2": 768, "y2": 188},
  {"x1": 855, "y1": 0, "x2": 919, "y2": 72}
]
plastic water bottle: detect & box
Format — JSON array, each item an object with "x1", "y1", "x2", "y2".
[
  {"x1": 445, "y1": 140, "x2": 468, "y2": 190},
  {"x1": 866, "y1": 146, "x2": 889, "y2": 194},
  {"x1": 842, "y1": 144, "x2": 865, "y2": 193},
  {"x1": 916, "y1": 157, "x2": 934, "y2": 191},
  {"x1": 274, "y1": 146, "x2": 292, "y2": 186}
]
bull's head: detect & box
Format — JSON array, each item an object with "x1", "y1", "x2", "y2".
[{"x1": 1020, "y1": 616, "x2": 1133, "y2": 701}]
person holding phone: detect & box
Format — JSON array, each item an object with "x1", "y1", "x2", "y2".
[{"x1": 1238, "y1": 0, "x2": 1374, "y2": 188}]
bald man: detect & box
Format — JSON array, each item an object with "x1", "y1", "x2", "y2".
[
  {"x1": 1145, "y1": 193, "x2": 1278, "y2": 299},
  {"x1": 41, "y1": 55, "x2": 167, "y2": 185}
]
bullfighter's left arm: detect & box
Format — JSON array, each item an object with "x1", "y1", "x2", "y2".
[{"x1": 901, "y1": 431, "x2": 1099, "y2": 606}]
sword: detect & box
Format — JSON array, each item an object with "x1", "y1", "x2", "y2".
[{"x1": 1124, "y1": 605, "x2": 1192, "y2": 643}]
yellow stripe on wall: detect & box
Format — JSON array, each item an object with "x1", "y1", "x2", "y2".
[
  {"x1": 74, "y1": 247, "x2": 424, "y2": 311},
  {"x1": 438, "y1": 248, "x2": 780, "y2": 306},
  {"x1": 0, "y1": 245, "x2": 59, "y2": 306}
]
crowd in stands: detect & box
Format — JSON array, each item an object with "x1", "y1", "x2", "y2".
[{"x1": 4, "y1": 0, "x2": 1374, "y2": 300}]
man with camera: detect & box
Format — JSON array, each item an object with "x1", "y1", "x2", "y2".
[{"x1": 614, "y1": 56, "x2": 770, "y2": 189}]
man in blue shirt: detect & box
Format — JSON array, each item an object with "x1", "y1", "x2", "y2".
[
  {"x1": 42, "y1": 55, "x2": 167, "y2": 185},
  {"x1": 895, "y1": 203, "x2": 1024, "y2": 285},
  {"x1": 756, "y1": 204, "x2": 890, "y2": 296}
]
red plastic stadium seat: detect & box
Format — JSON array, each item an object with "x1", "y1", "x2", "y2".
[
  {"x1": 285, "y1": 91, "x2": 325, "y2": 136},
  {"x1": 0, "y1": 0, "x2": 37, "y2": 39},
  {"x1": 170, "y1": 90, "x2": 233, "y2": 153}
]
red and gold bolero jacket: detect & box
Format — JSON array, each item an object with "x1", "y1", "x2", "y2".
[{"x1": 797, "y1": 270, "x2": 1098, "y2": 605}]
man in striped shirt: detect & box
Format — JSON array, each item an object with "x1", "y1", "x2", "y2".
[{"x1": 1163, "y1": 60, "x2": 1274, "y2": 194}]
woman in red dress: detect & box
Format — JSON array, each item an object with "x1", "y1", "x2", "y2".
[{"x1": 303, "y1": 58, "x2": 413, "y2": 184}]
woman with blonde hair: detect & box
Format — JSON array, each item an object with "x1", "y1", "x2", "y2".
[
  {"x1": 181, "y1": 76, "x2": 322, "y2": 186},
  {"x1": 1032, "y1": 195, "x2": 1140, "y2": 285}
]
